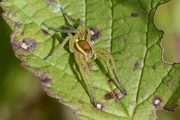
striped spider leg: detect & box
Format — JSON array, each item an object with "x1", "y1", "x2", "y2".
[{"x1": 43, "y1": 7, "x2": 127, "y2": 108}]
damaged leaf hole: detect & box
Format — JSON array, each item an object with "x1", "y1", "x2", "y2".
[
  {"x1": 89, "y1": 28, "x2": 101, "y2": 41},
  {"x1": 152, "y1": 96, "x2": 163, "y2": 109},
  {"x1": 104, "y1": 92, "x2": 113, "y2": 100},
  {"x1": 20, "y1": 38, "x2": 36, "y2": 52}
]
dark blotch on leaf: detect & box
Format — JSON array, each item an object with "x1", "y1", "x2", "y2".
[
  {"x1": 15, "y1": 22, "x2": 23, "y2": 28},
  {"x1": 42, "y1": 29, "x2": 49, "y2": 36},
  {"x1": 41, "y1": 77, "x2": 51, "y2": 83},
  {"x1": 152, "y1": 96, "x2": 163, "y2": 109},
  {"x1": 21, "y1": 31, "x2": 24, "y2": 36},
  {"x1": 12, "y1": 13, "x2": 16, "y2": 17},
  {"x1": 73, "y1": 110, "x2": 81, "y2": 115},
  {"x1": 20, "y1": 38, "x2": 36, "y2": 52},
  {"x1": 152, "y1": 66, "x2": 155, "y2": 70},
  {"x1": 38, "y1": 73, "x2": 51, "y2": 87},
  {"x1": 104, "y1": 92, "x2": 113, "y2": 100},
  {"x1": 89, "y1": 28, "x2": 100, "y2": 41},
  {"x1": 134, "y1": 62, "x2": 139, "y2": 69},
  {"x1": 10, "y1": 39, "x2": 19, "y2": 51},
  {"x1": 131, "y1": 13, "x2": 139, "y2": 17},
  {"x1": 78, "y1": 99, "x2": 84, "y2": 104},
  {"x1": 166, "y1": 79, "x2": 174, "y2": 87},
  {"x1": 108, "y1": 79, "x2": 112, "y2": 83}
]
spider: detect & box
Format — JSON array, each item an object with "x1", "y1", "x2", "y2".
[{"x1": 43, "y1": 6, "x2": 127, "y2": 108}]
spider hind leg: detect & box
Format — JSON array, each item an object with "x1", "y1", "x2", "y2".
[
  {"x1": 95, "y1": 48, "x2": 127, "y2": 95},
  {"x1": 74, "y1": 51, "x2": 97, "y2": 107}
]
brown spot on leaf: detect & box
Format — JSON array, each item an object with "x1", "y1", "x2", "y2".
[
  {"x1": 15, "y1": 21, "x2": 23, "y2": 28},
  {"x1": 130, "y1": 13, "x2": 139, "y2": 17},
  {"x1": 73, "y1": 110, "x2": 81, "y2": 116},
  {"x1": 12, "y1": 13, "x2": 16, "y2": 17},
  {"x1": 108, "y1": 79, "x2": 112, "y2": 83},
  {"x1": 10, "y1": 39, "x2": 19, "y2": 51},
  {"x1": 89, "y1": 28, "x2": 100, "y2": 41},
  {"x1": 39, "y1": 77, "x2": 51, "y2": 86},
  {"x1": 152, "y1": 96, "x2": 163, "y2": 109},
  {"x1": 42, "y1": 29, "x2": 49, "y2": 36},
  {"x1": 21, "y1": 31, "x2": 24, "y2": 36},
  {"x1": 78, "y1": 99, "x2": 84, "y2": 104},
  {"x1": 20, "y1": 38, "x2": 36, "y2": 52},
  {"x1": 96, "y1": 102, "x2": 104, "y2": 110},
  {"x1": 134, "y1": 62, "x2": 139, "y2": 69},
  {"x1": 166, "y1": 79, "x2": 174, "y2": 87}
]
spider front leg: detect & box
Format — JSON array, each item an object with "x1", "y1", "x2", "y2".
[
  {"x1": 95, "y1": 48, "x2": 127, "y2": 95},
  {"x1": 43, "y1": 23, "x2": 81, "y2": 60},
  {"x1": 74, "y1": 51, "x2": 97, "y2": 107},
  {"x1": 60, "y1": 7, "x2": 92, "y2": 41}
]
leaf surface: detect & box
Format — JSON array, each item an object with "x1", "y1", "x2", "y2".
[{"x1": 1, "y1": 0, "x2": 180, "y2": 119}]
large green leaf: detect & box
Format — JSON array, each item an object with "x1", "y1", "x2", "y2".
[{"x1": 1, "y1": 0, "x2": 179, "y2": 119}]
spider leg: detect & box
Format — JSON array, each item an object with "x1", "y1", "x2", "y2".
[
  {"x1": 43, "y1": 23, "x2": 80, "y2": 34},
  {"x1": 60, "y1": 7, "x2": 91, "y2": 41},
  {"x1": 74, "y1": 51, "x2": 97, "y2": 107},
  {"x1": 44, "y1": 35, "x2": 73, "y2": 60},
  {"x1": 95, "y1": 48, "x2": 127, "y2": 95}
]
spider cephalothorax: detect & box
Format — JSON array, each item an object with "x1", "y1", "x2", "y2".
[
  {"x1": 43, "y1": 6, "x2": 126, "y2": 108},
  {"x1": 75, "y1": 40, "x2": 95, "y2": 59}
]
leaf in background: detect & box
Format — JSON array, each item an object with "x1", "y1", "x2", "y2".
[{"x1": 1, "y1": 0, "x2": 179, "y2": 119}]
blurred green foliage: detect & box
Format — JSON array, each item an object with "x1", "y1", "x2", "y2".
[
  {"x1": 155, "y1": 0, "x2": 180, "y2": 63},
  {"x1": 0, "y1": 0, "x2": 179, "y2": 120}
]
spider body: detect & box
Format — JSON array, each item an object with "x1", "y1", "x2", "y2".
[
  {"x1": 43, "y1": 6, "x2": 126, "y2": 108},
  {"x1": 75, "y1": 40, "x2": 94, "y2": 59}
]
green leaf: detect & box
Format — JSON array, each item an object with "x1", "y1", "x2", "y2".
[{"x1": 1, "y1": 0, "x2": 179, "y2": 119}]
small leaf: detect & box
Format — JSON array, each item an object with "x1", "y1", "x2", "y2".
[{"x1": 1, "y1": 0, "x2": 179, "y2": 120}]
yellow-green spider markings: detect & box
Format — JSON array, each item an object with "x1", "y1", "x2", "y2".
[{"x1": 43, "y1": 7, "x2": 127, "y2": 108}]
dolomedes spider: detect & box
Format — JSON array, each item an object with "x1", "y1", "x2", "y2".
[{"x1": 43, "y1": 6, "x2": 127, "y2": 108}]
